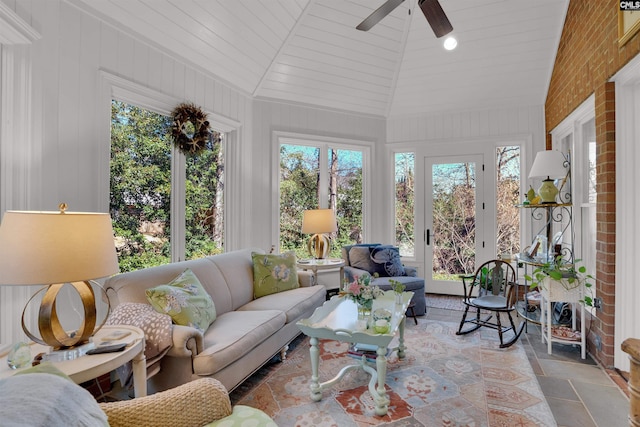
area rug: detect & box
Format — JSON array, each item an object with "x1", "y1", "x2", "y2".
[
  {"x1": 230, "y1": 319, "x2": 556, "y2": 427},
  {"x1": 425, "y1": 294, "x2": 466, "y2": 311}
]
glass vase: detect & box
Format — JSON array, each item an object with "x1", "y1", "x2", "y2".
[{"x1": 357, "y1": 300, "x2": 372, "y2": 329}]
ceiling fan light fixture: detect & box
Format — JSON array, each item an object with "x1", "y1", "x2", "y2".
[{"x1": 443, "y1": 36, "x2": 457, "y2": 50}]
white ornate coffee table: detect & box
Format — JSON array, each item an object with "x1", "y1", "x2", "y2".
[{"x1": 296, "y1": 290, "x2": 413, "y2": 416}]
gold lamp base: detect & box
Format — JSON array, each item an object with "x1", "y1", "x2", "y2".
[
  {"x1": 23, "y1": 281, "x2": 109, "y2": 349},
  {"x1": 307, "y1": 233, "x2": 331, "y2": 259}
]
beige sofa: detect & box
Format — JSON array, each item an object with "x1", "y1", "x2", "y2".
[{"x1": 104, "y1": 248, "x2": 325, "y2": 393}]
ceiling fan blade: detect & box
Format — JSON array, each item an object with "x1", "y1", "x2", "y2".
[
  {"x1": 418, "y1": 0, "x2": 453, "y2": 38},
  {"x1": 356, "y1": 0, "x2": 405, "y2": 31}
]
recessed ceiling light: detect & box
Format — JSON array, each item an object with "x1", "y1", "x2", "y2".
[{"x1": 444, "y1": 36, "x2": 457, "y2": 51}]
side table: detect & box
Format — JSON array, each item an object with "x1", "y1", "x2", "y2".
[
  {"x1": 296, "y1": 258, "x2": 345, "y2": 298},
  {"x1": 0, "y1": 325, "x2": 147, "y2": 397},
  {"x1": 540, "y1": 278, "x2": 586, "y2": 359}
]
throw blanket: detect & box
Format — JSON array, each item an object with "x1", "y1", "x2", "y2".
[
  {"x1": 106, "y1": 302, "x2": 173, "y2": 388},
  {"x1": 0, "y1": 372, "x2": 109, "y2": 426}
]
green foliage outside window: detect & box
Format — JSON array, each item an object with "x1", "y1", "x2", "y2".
[
  {"x1": 279, "y1": 144, "x2": 363, "y2": 259},
  {"x1": 110, "y1": 101, "x2": 224, "y2": 272}
]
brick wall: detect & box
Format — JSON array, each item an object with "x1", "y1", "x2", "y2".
[{"x1": 545, "y1": 1, "x2": 640, "y2": 367}]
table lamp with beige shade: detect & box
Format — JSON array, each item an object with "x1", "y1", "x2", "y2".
[
  {"x1": 528, "y1": 150, "x2": 569, "y2": 204},
  {"x1": 0, "y1": 204, "x2": 119, "y2": 349},
  {"x1": 301, "y1": 209, "x2": 338, "y2": 259}
]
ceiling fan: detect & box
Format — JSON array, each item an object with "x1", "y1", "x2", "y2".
[{"x1": 356, "y1": 0, "x2": 453, "y2": 38}]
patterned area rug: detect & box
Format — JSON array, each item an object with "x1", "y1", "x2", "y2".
[
  {"x1": 425, "y1": 294, "x2": 466, "y2": 311},
  {"x1": 230, "y1": 319, "x2": 556, "y2": 426}
]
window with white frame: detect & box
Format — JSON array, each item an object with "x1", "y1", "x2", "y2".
[
  {"x1": 278, "y1": 137, "x2": 368, "y2": 259},
  {"x1": 110, "y1": 100, "x2": 225, "y2": 272},
  {"x1": 394, "y1": 152, "x2": 415, "y2": 257},
  {"x1": 551, "y1": 96, "x2": 597, "y2": 310}
]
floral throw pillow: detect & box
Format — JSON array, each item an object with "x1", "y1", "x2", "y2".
[
  {"x1": 145, "y1": 268, "x2": 216, "y2": 332},
  {"x1": 252, "y1": 252, "x2": 299, "y2": 298}
]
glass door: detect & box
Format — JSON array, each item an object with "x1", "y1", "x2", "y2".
[{"x1": 425, "y1": 155, "x2": 485, "y2": 295}]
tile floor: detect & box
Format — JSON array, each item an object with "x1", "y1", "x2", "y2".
[{"x1": 425, "y1": 304, "x2": 630, "y2": 427}]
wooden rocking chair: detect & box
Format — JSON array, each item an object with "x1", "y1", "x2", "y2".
[{"x1": 456, "y1": 259, "x2": 525, "y2": 348}]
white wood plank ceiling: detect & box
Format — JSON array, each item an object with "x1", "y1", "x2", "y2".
[{"x1": 70, "y1": 0, "x2": 569, "y2": 118}]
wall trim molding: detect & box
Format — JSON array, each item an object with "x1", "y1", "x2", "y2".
[{"x1": 612, "y1": 52, "x2": 640, "y2": 371}]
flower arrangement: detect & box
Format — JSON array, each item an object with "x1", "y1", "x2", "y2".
[{"x1": 342, "y1": 273, "x2": 383, "y2": 310}]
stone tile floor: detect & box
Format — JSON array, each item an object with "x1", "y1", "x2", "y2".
[{"x1": 425, "y1": 304, "x2": 630, "y2": 427}]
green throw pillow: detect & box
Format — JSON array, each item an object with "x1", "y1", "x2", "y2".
[
  {"x1": 146, "y1": 268, "x2": 216, "y2": 331},
  {"x1": 252, "y1": 252, "x2": 299, "y2": 298}
]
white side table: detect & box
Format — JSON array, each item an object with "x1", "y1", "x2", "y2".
[
  {"x1": 296, "y1": 258, "x2": 345, "y2": 295},
  {"x1": 540, "y1": 278, "x2": 586, "y2": 359},
  {"x1": 0, "y1": 325, "x2": 147, "y2": 397}
]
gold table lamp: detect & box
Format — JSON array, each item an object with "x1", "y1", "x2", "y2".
[
  {"x1": 0, "y1": 204, "x2": 119, "y2": 349},
  {"x1": 301, "y1": 209, "x2": 338, "y2": 259}
]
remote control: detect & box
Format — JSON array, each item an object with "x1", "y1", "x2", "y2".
[{"x1": 86, "y1": 343, "x2": 127, "y2": 355}]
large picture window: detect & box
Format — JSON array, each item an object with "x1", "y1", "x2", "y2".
[
  {"x1": 278, "y1": 139, "x2": 366, "y2": 259},
  {"x1": 110, "y1": 100, "x2": 225, "y2": 272}
]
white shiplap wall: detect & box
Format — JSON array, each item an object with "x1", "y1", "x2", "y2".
[
  {"x1": 0, "y1": 0, "x2": 546, "y2": 345},
  {"x1": 0, "y1": 0, "x2": 253, "y2": 345}
]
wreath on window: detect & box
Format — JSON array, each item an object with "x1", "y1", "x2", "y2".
[{"x1": 170, "y1": 102, "x2": 211, "y2": 155}]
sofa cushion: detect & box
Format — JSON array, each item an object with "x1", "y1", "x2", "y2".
[
  {"x1": 349, "y1": 245, "x2": 405, "y2": 277},
  {"x1": 146, "y1": 268, "x2": 217, "y2": 331},
  {"x1": 252, "y1": 252, "x2": 299, "y2": 298},
  {"x1": 237, "y1": 285, "x2": 325, "y2": 323},
  {"x1": 193, "y1": 310, "x2": 286, "y2": 376}
]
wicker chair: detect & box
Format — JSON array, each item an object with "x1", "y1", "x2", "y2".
[{"x1": 100, "y1": 377, "x2": 276, "y2": 427}]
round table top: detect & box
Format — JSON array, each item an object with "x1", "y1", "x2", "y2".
[{"x1": 0, "y1": 324, "x2": 145, "y2": 384}]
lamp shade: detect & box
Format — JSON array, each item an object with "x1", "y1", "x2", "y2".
[
  {"x1": 0, "y1": 210, "x2": 119, "y2": 285},
  {"x1": 529, "y1": 150, "x2": 567, "y2": 179},
  {"x1": 301, "y1": 209, "x2": 338, "y2": 234}
]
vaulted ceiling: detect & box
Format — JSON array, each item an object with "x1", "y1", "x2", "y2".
[{"x1": 70, "y1": 0, "x2": 568, "y2": 118}]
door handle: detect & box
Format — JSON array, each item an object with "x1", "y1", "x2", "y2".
[{"x1": 425, "y1": 229, "x2": 431, "y2": 246}]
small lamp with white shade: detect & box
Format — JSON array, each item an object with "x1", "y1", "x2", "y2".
[{"x1": 528, "y1": 150, "x2": 569, "y2": 204}]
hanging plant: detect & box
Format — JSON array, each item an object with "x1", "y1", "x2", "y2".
[{"x1": 170, "y1": 102, "x2": 211, "y2": 155}]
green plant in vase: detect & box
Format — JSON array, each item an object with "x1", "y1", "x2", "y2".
[
  {"x1": 524, "y1": 256, "x2": 595, "y2": 307},
  {"x1": 389, "y1": 279, "x2": 406, "y2": 304}
]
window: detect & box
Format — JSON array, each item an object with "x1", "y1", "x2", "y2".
[
  {"x1": 496, "y1": 145, "x2": 521, "y2": 257},
  {"x1": 110, "y1": 100, "x2": 225, "y2": 272},
  {"x1": 394, "y1": 152, "x2": 415, "y2": 257},
  {"x1": 278, "y1": 139, "x2": 366, "y2": 258}
]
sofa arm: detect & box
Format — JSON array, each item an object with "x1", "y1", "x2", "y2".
[
  {"x1": 343, "y1": 265, "x2": 371, "y2": 283},
  {"x1": 404, "y1": 266, "x2": 418, "y2": 277},
  {"x1": 297, "y1": 269, "x2": 315, "y2": 287},
  {"x1": 166, "y1": 325, "x2": 204, "y2": 358},
  {"x1": 100, "y1": 378, "x2": 232, "y2": 427}
]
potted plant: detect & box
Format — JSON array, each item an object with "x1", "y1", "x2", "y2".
[{"x1": 524, "y1": 256, "x2": 594, "y2": 307}]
